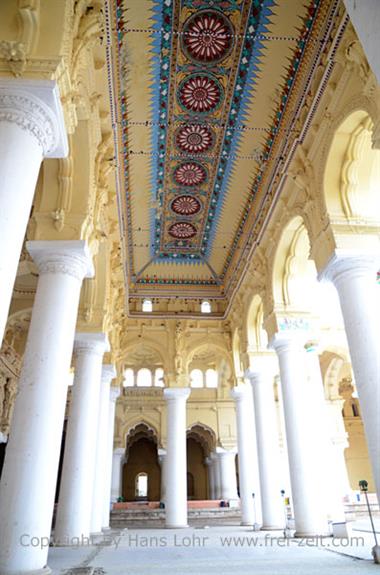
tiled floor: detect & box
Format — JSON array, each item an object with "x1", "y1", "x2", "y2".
[{"x1": 47, "y1": 520, "x2": 380, "y2": 575}]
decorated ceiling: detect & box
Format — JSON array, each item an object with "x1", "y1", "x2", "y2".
[{"x1": 108, "y1": 0, "x2": 330, "y2": 303}]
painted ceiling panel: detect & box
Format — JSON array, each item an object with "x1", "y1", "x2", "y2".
[{"x1": 110, "y1": 0, "x2": 322, "y2": 296}]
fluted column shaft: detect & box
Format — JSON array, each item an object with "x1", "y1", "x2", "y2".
[
  {"x1": 247, "y1": 357, "x2": 285, "y2": 530},
  {"x1": 102, "y1": 386, "x2": 120, "y2": 529},
  {"x1": 158, "y1": 449, "x2": 167, "y2": 503},
  {"x1": 272, "y1": 332, "x2": 329, "y2": 537},
  {"x1": 0, "y1": 241, "x2": 93, "y2": 575},
  {"x1": 55, "y1": 334, "x2": 109, "y2": 542},
  {"x1": 205, "y1": 457, "x2": 215, "y2": 500},
  {"x1": 163, "y1": 387, "x2": 190, "y2": 528},
  {"x1": 231, "y1": 384, "x2": 257, "y2": 525},
  {"x1": 111, "y1": 448, "x2": 125, "y2": 502},
  {"x1": 320, "y1": 253, "x2": 380, "y2": 503},
  {"x1": 217, "y1": 449, "x2": 239, "y2": 501},
  {"x1": 90, "y1": 365, "x2": 116, "y2": 534}
]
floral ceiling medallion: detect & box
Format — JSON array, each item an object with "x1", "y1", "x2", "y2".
[
  {"x1": 168, "y1": 221, "x2": 197, "y2": 239},
  {"x1": 175, "y1": 124, "x2": 215, "y2": 154},
  {"x1": 171, "y1": 195, "x2": 202, "y2": 216},
  {"x1": 181, "y1": 9, "x2": 235, "y2": 65},
  {"x1": 173, "y1": 161, "x2": 208, "y2": 187},
  {"x1": 178, "y1": 73, "x2": 223, "y2": 114}
]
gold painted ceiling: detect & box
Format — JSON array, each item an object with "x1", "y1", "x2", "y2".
[{"x1": 108, "y1": 0, "x2": 337, "y2": 308}]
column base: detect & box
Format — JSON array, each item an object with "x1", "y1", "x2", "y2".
[
  {"x1": 240, "y1": 521, "x2": 254, "y2": 526},
  {"x1": 372, "y1": 545, "x2": 380, "y2": 564},
  {"x1": 294, "y1": 531, "x2": 331, "y2": 538},
  {"x1": 102, "y1": 526, "x2": 111, "y2": 532},
  {"x1": 90, "y1": 531, "x2": 104, "y2": 540},
  {"x1": 261, "y1": 525, "x2": 285, "y2": 531},
  {"x1": 165, "y1": 524, "x2": 189, "y2": 529}
]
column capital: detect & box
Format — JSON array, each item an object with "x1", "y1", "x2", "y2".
[
  {"x1": 269, "y1": 330, "x2": 309, "y2": 355},
  {"x1": 245, "y1": 353, "x2": 278, "y2": 381},
  {"x1": 230, "y1": 384, "x2": 251, "y2": 402},
  {"x1": 158, "y1": 448, "x2": 167, "y2": 465},
  {"x1": 319, "y1": 250, "x2": 380, "y2": 286},
  {"x1": 216, "y1": 447, "x2": 237, "y2": 458},
  {"x1": 101, "y1": 364, "x2": 116, "y2": 384},
  {"x1": 27, "y1": 240, "x2": 94, "y2": 281},
  {"x1": 109, "y1": 386, "x2": 121, "y2": 403},
  {"x1": 163, "y1": 387, "x2": 191, "y2": 402},
  {"x1": 74, "y1": 332, "x2": 110, "y2": 357},
  {"x1": 204, "y1": 456, "x2": 212, "y2": 466},
  {"x1": 0, "y1": 78, "x2": 68, "y2": 157}
]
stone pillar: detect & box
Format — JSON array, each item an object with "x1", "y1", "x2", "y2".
[
  {"x1": 304, "y1": 343, "x2": 346, "y2": 524},
  {"x1": 272, "y1": 331, "x2": 330, "y2": 536},
  {"x1": 205, "y1": 457, "x2": 215, "y2": 499},
  {"x1": 54, "y1": 334, "x2": 109, "y2": 543},
  {"x1": 111, "y1": 448, "x2": 125, "y2": 502},
  {"x1": 246, "y1": 357, "x2": 286, "y2": 530},
  {"x1": 230, "y1": 385, "x2": 257, "y2": 525},
  {"x1": 320, "y1": 254, "x2": 380, "y2": 504},
  {"x1": 211, "y1": 452, "x2": 221, "y2": 499},
  {"x1": 90, "y1": 365, "x2": 116, "y2": 535},
  {"x1": 158, "y1": 448, "x2": 167, "y2": 503},
  {"x1": 163, "y1": 387, "x2": 190, "y2": 528},
  {"x1": 0, "y1": 240, "x2": 93, "y2": 575},
  {"x1": 217, "y1": 449, "x2": 239, "y2": 501},
  {"x1": 0, "y1": 79, "x2": 68, "y2": 345},
  {"x1": 102, "y1": 385, "x2": 120, "y2": 529}
]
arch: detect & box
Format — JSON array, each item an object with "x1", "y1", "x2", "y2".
[
  {"x1": 123, "y1": 339, "x2": 167, "y2": 371},
  {"x1": 272, "y1": 215, "x2": 317, "y2": 312},
  {"x1": 205, "y1": 368, "x2": 218, "y2": 388},
  {"x1": 185, "y1": 339, "x2": 232, "y2": 369},
  {"x1": 187, "y1": 422, "x2": 217, "y2": 455},
  {"x1": 124, "y1": 420, "x2": 160, "y2": 451},
  {"x1": 324, "y1": 109, "x2": 380, "y2": 223},
  {"x1": 136, "y1": 368, "x2": 152, "y2": 387},
  {"x1": 246, "y1": 294, "x2": 268, "y2": 351},
  {"x1": 190, "y1": 368, "x2": 204, "y2": 388},
  {"x1": 135, "y1": 472, "x2": 148, "y2": 498}
]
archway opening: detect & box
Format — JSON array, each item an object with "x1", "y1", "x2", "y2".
[{"x1": 135, "y1": 472, "x2": 148, "y2": 499}]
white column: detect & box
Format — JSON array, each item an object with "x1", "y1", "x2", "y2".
[
  {"x1": 111, "y1": 448, "x2": 125, "y2": 502},
  {"x1": 326, "y1": 397, "x2": 352, "y2": 498},
  {"x1": 304, "y1": 343, "x2": 346, "y2": 523},
  {"x1": 54, "y1": 334, "x2": 109, "y2": 543},
  {"x1": 90, "y1": 365, "x2": 116, "y2": 535},
  {"x1": 230, "y1": 385, "x2": 256, "y2": 525},
  {"x1": 272, "y1": 331, "x2": 330, "y2": 537},
  {"x1": 205, "y1": 457, "x2": 215, "y2": 499},
  {"x1": 163, "y1": 387, "x2": 190, "y2": 528},
  {"x1": 0, "y1": 79, "x2": 68, "y2": 345},
  {"x1": 217, "y1": 449, "x2": 239, "y2": 501},
  {"x1": 0, "y1": 240, "x2": 93, "y2": 575},
  {"x1": 320, "y1": 254, "x2": 380, "y2": 503},
  {"x1": 246, "y1": 358, "x2": 285, "y2": 530},
  {"x1": 158, "y1": 448, "x2": 167, "y2": 503},
  {"x1": 102, "y1": 385, "x2": 120, "y2": 530},
  {"x1": 211, "y1": 452, "x2": 221, "y2": 499}
]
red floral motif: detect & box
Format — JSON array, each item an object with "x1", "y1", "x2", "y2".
[
  {"x1": 171, "y1": 195, "x2": 202, "y2": 216},
  {"x1": 168, "y1": 222, "x2": 197, "y2": 239},
  {"x1": 173, "y1": 161, "x2": 207, "y2": 186},
  {"x1": 175, "y1": 124, "x2": 214, "y2": 154},
  {"x1": 178, "y1": 74, "x2": 222, "y2": 113},
  {"x1": 181, "y1": 10, "x2": 234, "y2": 64}
]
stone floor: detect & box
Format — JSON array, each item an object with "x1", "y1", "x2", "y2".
[{"x1": 46, "y1": 519, "x2": 380, "y2": 575}]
